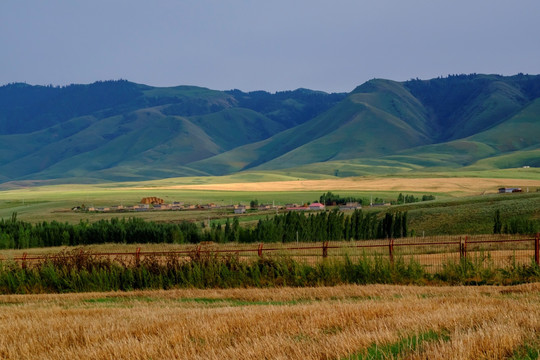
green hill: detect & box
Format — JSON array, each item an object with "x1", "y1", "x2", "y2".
[
  {"x1": 378, "y1": 97, "x2": 540, "y2": 170},
  {"x1": 189, "y1": 79, "x2": 433, "y2": 174},
  {"x1": 0, "y1": 82, "x2": 344, "y2": 182},
  {"x1": 404, "y1": 74, "x2": 536, "y2": 140},
  {"x1": 189, "y1": 75, "x2": 540, "y2": 175},
  {"x1": 1, "y1": 74, "x2": 540, "y2": 183}
]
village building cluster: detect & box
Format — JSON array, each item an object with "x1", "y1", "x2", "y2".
[{"x1": 75, "y1": 198, "x2": 366, "y2": 214}]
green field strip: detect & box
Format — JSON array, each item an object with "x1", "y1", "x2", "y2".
[
  {"x1": 509, "y1": 338, "x2": 540, "y2": 360},
  {"x1": 344, "y1": 329, "x2": 451, "y2": 360},
  {"x1": 80, "y1": 294, "x2": 390, "y2": 308}
]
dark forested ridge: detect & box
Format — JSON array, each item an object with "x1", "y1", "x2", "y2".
[
  {"x1": 1, "y1": 74, "x2": 540, "y2": 183},
  {"x1": 226, "y1": 88, "x2": 347, "y2": 128},
  {"x1": 403, "y1": 73, "x2": 540, "y2": 140},
  {"x1": 0, "y1": 81, "x2": 346, "y2": 136},
  {"x1": 0, "y1": 80, "x2": 146, "y2": 135}
]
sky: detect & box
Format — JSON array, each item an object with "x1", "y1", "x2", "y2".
[{"x1": 1, "y1": 1, "x2": 540, "y2": 93}]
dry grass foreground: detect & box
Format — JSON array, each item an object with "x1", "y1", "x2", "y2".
[
  {"x1": 0, "y1": 284, "x2": 538, "y2": 360},
  {"x1": 137, "y1": 177, "x2": 540, "y2": 194}
]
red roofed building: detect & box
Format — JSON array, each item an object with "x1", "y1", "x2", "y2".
[{"x1": 309, "y1": 202, "x2": 325, "y2": 211}]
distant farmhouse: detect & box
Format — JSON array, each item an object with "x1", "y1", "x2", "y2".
[
  {"x1": 339, "y1": 202, "x2": 362, "y2": 211},
  {"x1": 141, "y1": 197, "x2": 164, "y2": 204},
  {"x1": 234, "y1": 206, "x2": 247, "y2": 214},
  {"x1": 308, "y1": 202, "x2": 325, "y2": 211},
  {"x1": 285, "y1": 203, "x2": 326, "y2": 211},
  {"x1": 498, "y1": 187, "x2": 522, "y2": 193}
]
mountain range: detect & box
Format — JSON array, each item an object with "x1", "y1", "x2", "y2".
[{"x1": 1, "y1": 73, "x2": 539, "y2": 184}]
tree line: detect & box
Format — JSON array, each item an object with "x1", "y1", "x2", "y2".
[
  {"x1": 204, "y1": 210, "x2": 407, "y2": 243},
  {"x1": 394, "y1": 193, "x2": 435, "y2": 205},
  {"x1": 0, "y1": 210, "x2": 408, "y2": 249},
  {"x1": 318, "y1": 191, "x2": 435, "y2": 206},
  {"x1": 319, "y1": 192, "x2": 364, "y2": 206}
]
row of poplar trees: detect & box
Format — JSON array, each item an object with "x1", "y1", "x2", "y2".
[
  {"x1": 206, "y1": 210, "x2": 408, "y2": 243},
  {"x1": 0, "y1": 210, "x2": 408, "y2": 249}
]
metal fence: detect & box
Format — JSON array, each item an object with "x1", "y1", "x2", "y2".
[{"x1": 7, "y1": 234, "x2": 540, "y2": 272}]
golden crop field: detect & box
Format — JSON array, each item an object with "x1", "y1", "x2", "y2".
[
  {"x1": 142, "y1": 177, "x2": 540, "y2": 194},
  {"x1": 0, "y1": 284, "x2": 538, "y2": 359}
]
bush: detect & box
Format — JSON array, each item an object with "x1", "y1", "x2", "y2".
[{"x1": 0, "y1": 250, "x2": 538, "y2": 294}]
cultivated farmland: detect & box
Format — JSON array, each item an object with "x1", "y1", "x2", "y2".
[
  {"x1": 0, "y1": 284, "x2": 538, "y2": 359},
  {"x1": 142, "y1": 176, "x2": 540, "y2": 194},
  {"x1": 0, "y1": 174, "x2": 539, "y2": 359}
]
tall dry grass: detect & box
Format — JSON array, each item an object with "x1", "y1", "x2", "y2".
[
  {"x1": 0, "y1": 284, "x2": 538, "y2": 359},
  {"x1": 1, "y1": 233, "x2": 535, "y2": 267}
]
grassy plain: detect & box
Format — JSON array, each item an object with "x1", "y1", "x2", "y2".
[
  {"x1": 1, "y1": 171, "x2": 540, "y2": 236},
  {"x1": 0, "y1": 284, "x2": 538, "y2": 359}
]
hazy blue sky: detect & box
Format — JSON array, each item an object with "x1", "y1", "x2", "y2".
[{"x1": 2, "y1": 1, "x2": 539, "y2": 93}]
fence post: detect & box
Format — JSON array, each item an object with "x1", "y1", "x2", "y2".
[
  {"x1": 535, "y1": 233, "x2": 539, "y2": 266},
  {"x1": 322, "y1": 241, "x2": 329, "y2": 258},
  {"x1": 389, "y1": 238, "x2": 394, "y2": 264},
  {"x1": 135, "y1": 247, "x2": 141, "y2": 266},
  {"x1": 22, "y1": 252, "x2": 27, "y2": 270},
  {"x1": 258, "y1": 243, "x2": 263, "y2": 257},
  {"x1": 459, "y1": 236, "x2": 468, "y2": 259}
]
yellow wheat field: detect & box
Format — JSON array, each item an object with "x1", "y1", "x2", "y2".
[
  {"x1": 139, "y1": 177, "x2": 540, "y2": 194},
  {"x1": 0, "y1": 284, "x2": 538, "y2": 359}
]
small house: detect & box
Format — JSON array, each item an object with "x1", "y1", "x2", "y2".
[
  {"x1": 286, "y1": 205, "x2": 308, "y2": 211},
  {"x1": 339, "y1": 202, "x2": 362, "y2": 211},
  {"x1": 234, "y1": 206, "x2": 246, "y2": 214},
  {"x1": 309, "y1": 202, "x2": 325, "y2": 211}
]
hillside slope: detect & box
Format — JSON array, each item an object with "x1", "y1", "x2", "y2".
[
  {"x1": 0, "y1": 82, "x2": 344, "y2": 181},
  {"x1": 380, "y1": 97, "x2": 540, "y2": 169},
  {"x1": 189, "y1": 75, "x2": 540, "y2": 175},
  {"x1": 1, "y1": 74, "x2": 539, "y2": 183}
]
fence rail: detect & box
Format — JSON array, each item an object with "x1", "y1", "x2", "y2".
[{"x1": 5, "y1": 234, "x2": 540, "y2": 271}]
